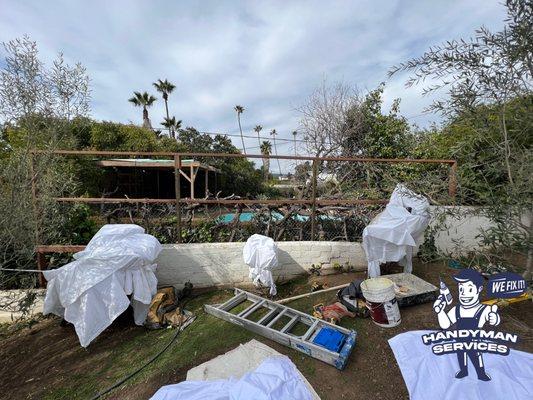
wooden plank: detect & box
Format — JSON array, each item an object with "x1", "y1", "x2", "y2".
[{"x1": 36, "y1": 245, "x2": 86, "y2": 253}]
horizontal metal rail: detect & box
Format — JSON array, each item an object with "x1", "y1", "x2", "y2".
[
  {"x1": 30, "y1": 149, "x2": 456, "y2": 164},
  {"x1": 53, "y1": 197, "x2": 389, "y2": 205}
]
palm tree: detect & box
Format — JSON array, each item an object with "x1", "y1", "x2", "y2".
[
  {"x1": 161, "y1": 116, "x2": 182, "y2": 138},
  {"x1": 292, "y1": 130, "x2": 298, "y2": 158},
  {"x1": 153, "y1": 79, "x2": 176, "y2": 137},
  {"x1": 254, "y1": 125, "x2": 263, "y2": 152},
  {"x1": 234, "y1": 105, "x2": 246, "y2": 154},
  {"x1": 129, "y1": 91, "x2": 157, "y2": 129},
  {"x1": 260, "y1": 140, "x2": 272, "y2": 181},
  {"x1": 270, "y1": 129, "x2": 282, "y2": 176}
]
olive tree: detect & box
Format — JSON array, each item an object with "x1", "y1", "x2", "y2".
[{"x1": 389, "y1": 0, "x2": 532, "y2": 279}]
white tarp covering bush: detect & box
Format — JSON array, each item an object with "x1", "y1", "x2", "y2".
[
  {"x1": 243, "y1": 234, "x2": 279, "y2": 296},
  {"x1": 43, "y1": 224, "x2": 162, "y2": 347},
  {"x1": 150, "y1": 356, "x2": 313, "y2": 400},
  {"x1": 363, "y1": 184, "x2": 430, "y2": 278}
]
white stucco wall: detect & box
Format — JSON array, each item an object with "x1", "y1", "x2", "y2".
[
  {"x1": 155, "y1": 241, "x2": 367, "y2": 289},
  {"x1": 430, "y1": 206, "x2": 495, "y2": 255},
  {"x1": 155, "y1": 206, "x2": 519, "y2": 288}
]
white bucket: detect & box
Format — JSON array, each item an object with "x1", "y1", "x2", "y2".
[{"x1": 361, "y1": 277, "x2": 401, "y2": 328}]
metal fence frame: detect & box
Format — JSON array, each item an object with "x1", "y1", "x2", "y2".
[{"x1": 30, "y1": 149, "x2": 457, "y2": 286}]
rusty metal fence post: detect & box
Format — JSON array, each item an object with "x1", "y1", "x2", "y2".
[
  {"x1": 174, "y1": 154, "x2": 182, "y2": 243},
  {"x1": 311, "y1": 158, "x2": 318, "y2": 240},
  {"x1": 448, "y1": 161, "x2": 457, "y2": 203}
]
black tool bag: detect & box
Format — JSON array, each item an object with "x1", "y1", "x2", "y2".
[{"x1": 336, "y1": 280, "x2": 364, "y2": 312}]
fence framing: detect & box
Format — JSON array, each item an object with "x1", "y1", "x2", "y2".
[{"x1": 30, "y1": 149, "x2": 457, "y2": 286}]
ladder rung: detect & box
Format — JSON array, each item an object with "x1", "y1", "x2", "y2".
[
  {"x1": 239, "y1": 300, "x2": 266, "y2": 318},
  {"x1": 257, "y1": 307, "x2": 279, "y2": 325},
  {"x1": 218, "y1": 292, "x2": 247, "y2": 311},
  {"x1": 266, "y1": 308, "x2": 288, "y2": 328},
  {"x1": 302, "y1": 320, "x2": 319, "y2": 341},
  {"x1": 281, "y1": 315, "x2": 299, "y2": 333}
]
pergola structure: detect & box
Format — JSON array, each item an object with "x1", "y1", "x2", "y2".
[{"x1": 96, "y1": 158, "x2": 220, "y2": 199}]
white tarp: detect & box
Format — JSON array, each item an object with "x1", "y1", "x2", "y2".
[
  {"x1": 186, "y1": 339, "x2": 320, "y2": 399},
  {"x1": 43, "y1": 224, "x2": 162, "y2": 347},
  {"x1": 362, "y1": 184, "x2": 430, "y2": 277},
  {"x1": 243, "y1": 234, "x2": 279, "y2": 296},
  {"x1": 150, "y1": 356, "x2": 314, "y2": 400}
]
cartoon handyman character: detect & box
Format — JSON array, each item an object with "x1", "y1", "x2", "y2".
[{"x1": 433, "y1": 269, "x2": 500, "y2": 381}]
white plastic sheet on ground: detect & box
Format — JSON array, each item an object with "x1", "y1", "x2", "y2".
[
  {"x1": 243, "y1": 234, "x2": 279, "y2": 296},
  {"x1": 150, "y1": 356, "x2": 314, "y2": 400},
  {"x1": 43, "y1": 224, "x2": 162, "y2": 347},
  {"x1": 362, "y1": 184, "x2": 430, "y2": 278}
]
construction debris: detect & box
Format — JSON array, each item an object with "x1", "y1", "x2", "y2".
[
  {"x1": 145, "y1": 284, "x2": 194, "y2": 330},
  {"x1": 313, "y1": 302, "x2": 355, "y2": 324}
]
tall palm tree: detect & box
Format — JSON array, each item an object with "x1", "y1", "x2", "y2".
[
  {"x1": 234, "y1": 105, "x2": 246, "y2": 154},
  {"x1": 254, "y1": 125, "x2": 263, "y2": 152},
  {"x1": 161, "y1": 116, "x2": 182, "y2": 138},
  {"x1": 270, "y1": 129, "x2": 282, "y2": 176},
  {"x1": 292, "y1": 130, "x2": 298, "y2": 158},
  {"x1": 260, "y1": 140, "x2": 272, "y2": 181},
  {"x1": 153, "y1": 79, "x2": 176, "y2": 137},
  {"x1": 128, "y1": 91, "x2": 157, "y2": 129}
]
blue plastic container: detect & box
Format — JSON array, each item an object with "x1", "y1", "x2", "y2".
[{"x1": 313, "y1": 327, "x2": 346, "y2": 353}]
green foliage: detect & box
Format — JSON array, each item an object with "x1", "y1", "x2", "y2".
[
  {"x1": 90, "y1": 121, "x2": 160, "y2": 151},
  {"x1": 342, "y1": 84, "x2": 413, "y2": 158},
  {"x1": 60, "y1": 204, "x2": 99, "y2": 245},
  {"x1": 414, "y1": 97, "x2": 532, "y2": 204}
]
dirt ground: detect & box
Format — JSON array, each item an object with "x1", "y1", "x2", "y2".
[{"x1": 1, "y1": 260, "x2": 532, "y2": 400}]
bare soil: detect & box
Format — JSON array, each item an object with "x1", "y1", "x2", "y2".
[{"x1": 1, "y1": 260, "x2": 531, "y2": 400}]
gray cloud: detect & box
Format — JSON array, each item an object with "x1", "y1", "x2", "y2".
[{"x1": 1, "y1": 0, "x2": 506, "y2": 157}]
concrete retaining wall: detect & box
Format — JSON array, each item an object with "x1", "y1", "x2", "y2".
[{"x1": 155, "y1": 241, "x2": 367, "y2": 288}]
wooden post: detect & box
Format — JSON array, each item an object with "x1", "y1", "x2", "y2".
[
  {"x1": 174, "y1": 154, "x2": 182, "y2": 243},
  {"x1": 190, "y1": 165, "x2": 195, "y2": 199},
  {"x1": 311, "y1": 158, "x2": 318, "y2": 241},
  {"x1": 36, "y1": 252, "x2": 47, "y2": 288},
  {"x1": 449, "y1": 161, "x2": 457, "y2": 203}
]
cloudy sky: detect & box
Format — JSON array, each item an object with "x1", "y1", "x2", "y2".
[{"x1": 1, "y1": 0, "x2": 506, "y2": 157}]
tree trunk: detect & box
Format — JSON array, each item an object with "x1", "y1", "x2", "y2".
[
  {"x1": 238, "y1": 114, "x2": 246, "y2": 154},
  {"x1": 500, "y1": 107, "x2": 513, "y2": 185},
  {"x1": 262, "y1": 157, "x2": 270, "y2": 181},
  {"x1": 142, "y1": 107, "x2": 152, "y2": 130},
  {"x1": 524, "y1": 211, "x2": 533, "y2": 281},
  {"x1": 164, "y1": 99, "x2": 172, "y2": 138}
]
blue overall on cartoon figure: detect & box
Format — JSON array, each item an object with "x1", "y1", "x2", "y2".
[{"x1": 433, "y1": 269, "x2": 501, "y2": 381}]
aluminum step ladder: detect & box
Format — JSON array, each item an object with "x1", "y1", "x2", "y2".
[{"x1": 204, "y1": 288, "x2": 357, "y2": 370}]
